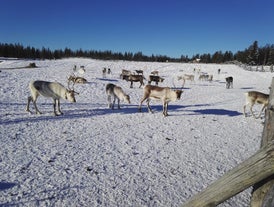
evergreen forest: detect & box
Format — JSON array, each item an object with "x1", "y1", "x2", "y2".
[{"x1": 0, "y1": 41, "x2": 274, "y2": 65}]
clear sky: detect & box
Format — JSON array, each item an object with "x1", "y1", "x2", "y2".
[{"x1": 1, "y1": 0, "x2": 274, "y2": 58}]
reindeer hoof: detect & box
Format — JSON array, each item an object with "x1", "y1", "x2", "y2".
[{"x1": 26, "y1": 109, "x2": 32, "y2": 114}]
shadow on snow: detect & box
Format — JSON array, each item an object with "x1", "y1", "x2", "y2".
[
  {"x1": 0, "y1": 101, "x2": 242, "y2": 126},
  {"x1": 185, "y1": 108, "x2": 242, "y2": 116},
  {"x1": 0, "y1": 182, "x2": 17, "y2": 191}
]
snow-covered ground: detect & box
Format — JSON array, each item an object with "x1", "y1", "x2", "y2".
[{"x1": 0, "y1": 58, "x2": 272, "y2": 207}]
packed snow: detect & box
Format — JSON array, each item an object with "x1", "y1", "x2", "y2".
[{"x1": 0, "y1": 58, "x2": 273, "y2": 206}]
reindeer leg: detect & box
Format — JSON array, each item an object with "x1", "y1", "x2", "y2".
[
  {"x1": 30, "y1": 95, "x2": 42, "y2": 115},
  {"x1": 243, "y1": 104, "x2": 247, "y2": 117},
  {"x1": 107, "y1": 95, "x2": 111, "y2": 108},
  {"x1": 112, "y1": 96, "x2": 116, "y2": 110},
  {"x1": 53, "y1": 99, "x2": 58, "y2": 116},
  {"x1": 162, "y1": 102, "x2": 166, "y2": 116},
  {"x1": 250, "y1": 104, "x2": 257, "y2": 118},
  {"x1": 57, "y1": 99, "x2": 63, "y2": 115},
  {"x1": 139, "y1": 95, "x2": 147, "y2": 112},
  {"x1": 163, "y1": 102, "x2": 168, "y2": 117},
  {"x1": 165, "y1": 103, "x2": 169, "y2": 116},
  {"x1": 117, "y1": 98, "x2": 121, "y2": 109},
  {"x1": 26, "y1": 96, "x2": 32, "y2": 112},
  {"x1": 147, "y1": 99, "x2": 153, "y2": 113},
  {"x1": 256, "y1": 105, "x2": 267, "y2": 119}
]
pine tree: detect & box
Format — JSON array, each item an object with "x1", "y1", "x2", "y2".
[
  {"x1": 247, "y1": 41, "x2": 259, "y2": 65},
  {"x1": 267, "y1": 45, "x2": 274, "y2": 65}
]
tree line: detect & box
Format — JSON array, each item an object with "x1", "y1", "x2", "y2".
[{"x1": 0, "y1": 41, "x2": 273, "y2": 65}]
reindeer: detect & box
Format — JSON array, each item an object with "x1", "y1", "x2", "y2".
[
  {"x1": 120, "y1": 69, "x2": 132, "y2": 79},
  {"x1": 102, "y1": 68, "x2": 107, "y2": 78},
  {"x1": 26, "y1": 80, "x2": 78, "y2": 116},
  {"x1": 106, "y1": 83, "x2": 130, "y2": 109},
  {"x1": 225, "y1": 76, "x2": 233, "y2": 89},
  {"x1": 73, "y1": 65, "x2": 85, "y2": 74},
  {"x1": 178, "y1": 74, "x2": 195, "y2": 87},
  {"x1": 135, "y1": 70, "x2": 143, "y2": 75},
  {"x1": 151, "y1": 70, "x2": 159, "y2": 76},
  {"x1": 148, "y1": 75, "x2": 164, "y2": 85},
  {"x1": 123, "y1": 74, "x2": 145, "y2": 88},
  {"x1": 208, "y1": 74, "x2": 213, "y2": 82},
  {"x1": 107, "y1": 68, "x2": 112, "y2": 74},
  {"x1": 139, "y1": 85, "x2": 183, "y2": 117},
  {"x1": 199, "y1": 74, "x2": 209, "y2": 81},
  {"x1": 218, "y1": 68, "x2": 221, "y2": 74},
  {"x1": 68, "y1": 74, "x2": 87, "y2": 87},
  {"x1": 243, "y1": 91, "x2": 269, "y2": 119}
]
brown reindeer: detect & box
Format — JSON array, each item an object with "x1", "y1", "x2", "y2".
[{"x1": 139, "y1": 85, "x2": 183, "y2": 116}]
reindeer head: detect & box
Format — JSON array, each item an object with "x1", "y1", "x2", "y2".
[
  {"x1": 65, "y1": 90, "x2": 78, "y2": 102},
  {"x1": 124, "y1": 95, "x2": 131, "y2": 104},
  {"x1": 66, "y1": 84, "x2": 79, "y2": 102},
  {"x1": 175, "y1": 90, "x2": 183, "y2": 100}
]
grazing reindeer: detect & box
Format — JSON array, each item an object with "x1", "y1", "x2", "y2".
[
  {"x1": 225, "y1": 76, "x2": 233, "y2": 89},
  {"x1": 67, "y1": 74, "x2": 87, "y2": 87},
  {"x1": 148, "y1": 75, "x2": 164, "y2": 85},
  {"x1": 26, "y1": 80, "x2": 77, "y2": 116},
  {"x1": 139, "y1": 85, "x2": 183, "y2": 117},
  {"x1": 243, "y1": 91, "x2": 269, "y2": 119},
  {"x1": 106, "y1": 83, "x2": 130, "y2": 109}
]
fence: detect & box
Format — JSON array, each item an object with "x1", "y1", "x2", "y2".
[{"x1": 182, "y1": 77, "x2": 274, "y2": 207}]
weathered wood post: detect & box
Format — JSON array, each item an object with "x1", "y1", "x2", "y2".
[
  {"x1": 250, "y1": 77, "x2": 274, "y2": 206},
  {"x1": 181, "y1": 78, "x2": 274, "y2": 207}
]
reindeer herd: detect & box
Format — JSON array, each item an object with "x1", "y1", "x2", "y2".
[{"x1": 25, "y1": 65, "x2": 270, "y2": 119}]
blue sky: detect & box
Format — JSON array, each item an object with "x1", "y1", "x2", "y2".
[{"x1": 1, "y1": 0, "x2": 274, "y2": 58}]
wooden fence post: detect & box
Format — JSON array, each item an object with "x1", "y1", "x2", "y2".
[
  {"x1": 181, "y1": 142, "x2": 274, "y2": 207},
  {"x1": 181, "y1": 77, "x2": 274, "y2": 207},
  {"x1": 251, "y1": 77, "x2": 274, "y2": 207}
]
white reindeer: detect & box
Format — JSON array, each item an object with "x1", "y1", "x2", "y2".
[
  {"x1": 178, "y1": 74, "x2": 194, "y2": 87},
  {"x1": 73, "y1": 65, "x2": 85, "y2": 74},
  {"x1": 106, "y1": 83, "x2": 130, "y2": 109},
  {"x1": 243, "y1": 91, "x2": 269, "y2": 119},
  {"x1": 26, "y1": 80, "x2": 78, "y2": 116},
  {"x1": 139, "y1": 85, "x2": 183, "y2": 117}
]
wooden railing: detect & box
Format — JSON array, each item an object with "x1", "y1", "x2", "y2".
[{"x1": 182, "y1": 78, "x2": 274, "y2": 207}]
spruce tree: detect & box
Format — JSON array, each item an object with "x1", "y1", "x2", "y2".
[{"x1": 247, "y1": 41, "x2": 259, "y2": 65}]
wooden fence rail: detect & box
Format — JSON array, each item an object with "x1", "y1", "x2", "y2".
[
  {"x1": 182, "y1": 77, "x2": 274, "y2": 207},
  {"x1": 251, "y1": 77, "x2": 274, "y2": 207}
]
